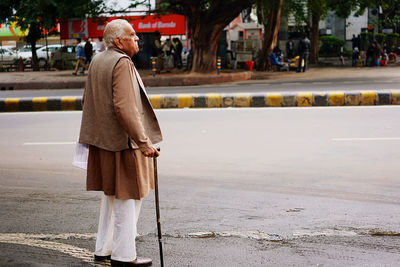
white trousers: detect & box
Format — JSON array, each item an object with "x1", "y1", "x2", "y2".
[{"x1": 95, "y1": 193, "x2": 142, "y2": 262}]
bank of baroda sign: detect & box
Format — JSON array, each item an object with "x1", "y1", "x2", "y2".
[{"x1": 61, "y1": 14, "x2": 185, "y2": 39}]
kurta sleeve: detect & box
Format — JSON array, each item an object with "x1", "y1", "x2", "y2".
[{"x1": 112, "y1": 57, "x2": 152, "y2": 151}]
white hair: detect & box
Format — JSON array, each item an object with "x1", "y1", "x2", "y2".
[{"x1": 104, "y1": 19, "x2": 132, "y2": 49}]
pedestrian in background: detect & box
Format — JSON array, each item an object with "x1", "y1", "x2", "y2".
[
  {"x1": 79, "y1": 19, "x2": 162, "y2": 267},
  {"x1": 163, "y1": 38, "x2": 174, "y2": 72},
  {"x1": 270, "y1": 49, "x2": 288, "y2": 71},
  {"x1": 97, "y1": 36, "x2": 106, "y2": 53},
  {"x1": 297, "y1": 33, "x2": 310, "y2": 72},
  {"x1": 351, "y1": 34, "x2": 357, "y2": 50},
  {"x1": 172, "y1": 37, "x2": 183, "y2": 69},
  {"x1": 72, "y1": 38, "x2": 85, "y2": 75},
  {"x1": 352, "y1": 47, "x2": 360, "y2": 67},
  {"x1": 84, "y1": 38, "x2": 93, "y2": 72},
  {"x1": 286, "y1": 38, "x2": 294, "y2": 60}
]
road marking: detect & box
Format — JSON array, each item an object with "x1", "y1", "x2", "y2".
[
  {"x1": 281, "y1": 82, "x2": 301, "y2": 85},
  {"x1": 0, "y1": 233, "x2": 103, "y2": 266},
  {"x1": 342, "y1": 81, "x2": 363, "y2": 84},
  {"x1": 24, "y1": 142, "x2": 76, "y2": 145},
  {"x1": 312, "y1": 82, "x2": 332, "y2": 84},
  {"x1": 332, "y1": 137, "x2": 400, "y2": 141}
]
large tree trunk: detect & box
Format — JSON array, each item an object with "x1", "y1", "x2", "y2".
[
  {"x1": 184, "y1": 1, "x2": 256, "y2": 73},
  {"x1": 256, "y1": 0, "x2": 282, "y2": 71},
  {"x1": 190, "y1": 22, "x2": 224, "y2": 73},
  {"x1": 26, "y1": 22, "x2": 41, "y2": 71},
  {"x1": 309, "y1": 11, "x2": 320, "y2": 64},
  {"x1": 29, "y1": 40, "x2": 39, "y2": 71}
]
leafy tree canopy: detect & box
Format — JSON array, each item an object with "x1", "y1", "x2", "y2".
[
  {"x1": 0, "y1": 0, "x2": 108, "y2": 69},
  {"x1": 0, "y1": 0, "x2": 108, "y2": 31}
]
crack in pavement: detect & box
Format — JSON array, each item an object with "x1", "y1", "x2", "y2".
[{"x1": 0, "y1": 227, "x2": 398, "y2": 265}]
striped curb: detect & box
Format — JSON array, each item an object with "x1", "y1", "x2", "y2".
[
  {"x1": 1, "y1": 90, "x2": 400, "y2": 112},
  {"x1": 0, "y1": 96, "x2": 82, "y2": 112}
]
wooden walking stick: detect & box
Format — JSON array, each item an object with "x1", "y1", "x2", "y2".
[{"x1": 153, "y1": 148, "x2": 164, "y2": 267}]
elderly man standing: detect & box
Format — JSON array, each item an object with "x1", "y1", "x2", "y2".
[{"x1": 79, "y1": 19, "x2": 162, "y2": 267}]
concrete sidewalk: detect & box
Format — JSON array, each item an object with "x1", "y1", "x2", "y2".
[
  {"x1": 0, "y1": 69, "x2": 252, "y2": 90},
  {"x1": 1, "y1": 64, "x2": 400, "y2": 90}
]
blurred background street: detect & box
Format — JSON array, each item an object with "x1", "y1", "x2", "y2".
[{"x1": 2, "y1": 0, "x2": 400, "y2": 265}]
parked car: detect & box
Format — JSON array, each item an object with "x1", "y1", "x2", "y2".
[
  {"x1": 36, "y1": 45, "x2": 62, "y2": 67},
  {"x1": 17, "y1": 45, "x2": 43, "y2": 60},
  {"x1": 17, "y1": 45, "x2": 61, "y2": 67},
  {"x1": 0, "y1": 47, "x2": 18, "y2": 63},
  {"x1": 50, "y1": 45, "x2": 76, "y2": 70}
]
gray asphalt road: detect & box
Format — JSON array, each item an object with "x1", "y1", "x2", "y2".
[
  {"x1": 1, "y1": 107, "x2": 400, "y2": 266},
  {"x1": 1, "y1": 78, "x2": 400, "y2": 98}
]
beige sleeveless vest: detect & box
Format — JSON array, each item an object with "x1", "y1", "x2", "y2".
[{"x1": 79, "y1": 48, "x2": 162, "y2": 151}]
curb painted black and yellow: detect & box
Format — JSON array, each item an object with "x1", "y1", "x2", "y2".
[
  {"x1": 0, "y1": 97, "x2": 82, "y2": 112},
  {"x1": 1, "y1": 90, "x2": 400, "y2": 112}
]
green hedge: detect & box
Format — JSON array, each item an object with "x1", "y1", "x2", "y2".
[
  {"x1": 319, "y1": 36, "x2": 346, "y2": 57},
  {"x1": 386, "y1": 33, "x2": 399, "y2": 51},
  {"x1": 359, "y1": 32, "x2": 399, "y2": 52},
  {"x1": 375, "y1": 33, "x2": 386, "y2": 45}
]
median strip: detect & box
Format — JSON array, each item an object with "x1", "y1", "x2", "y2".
[{"x1": 1, "y1": 90, "x2": 400, "y2": 112}]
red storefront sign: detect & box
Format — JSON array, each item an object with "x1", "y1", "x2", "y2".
[{"x1": 60, "y1": 14, "x2": 185, "y2": 39}]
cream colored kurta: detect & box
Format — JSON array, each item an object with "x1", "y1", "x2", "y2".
[{"x1": 83, "y1": 50, "x2": 162, "y2": 200}]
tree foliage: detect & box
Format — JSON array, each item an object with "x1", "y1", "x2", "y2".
[
  {"x1": 284, "y1": 0, "x2": 371, "y2": 64},
  {"x1": 364, "y1": 0, "x2": 400, "y2": 29},
  {"x1": 0, "y1": 0, "x2": 108, "y2": 70}
]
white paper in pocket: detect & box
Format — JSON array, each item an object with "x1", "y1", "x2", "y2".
[{"x1": 72, "y1": 142, "x2": 89, "y2": 170}]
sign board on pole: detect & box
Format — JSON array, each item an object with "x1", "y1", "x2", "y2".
[
  {"x1": 61, "y1": 14, "x2": 185, "y2": 39},
  {"x1": 382, "y1": 29, "x2": 393, "y2": 34}
]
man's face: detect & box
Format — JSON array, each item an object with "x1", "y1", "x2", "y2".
[{"x1": 115, "y1": 25, "x2": 139, "y2": 57}]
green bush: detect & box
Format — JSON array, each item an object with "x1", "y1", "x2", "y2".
[
  {"x1": 375, "y1": 33, "x2": 386, "y2": 45},
  {"x1": 386, "y1": 33, "x2": 399, "y2": 52},
  {"x1": 343, "y1": 49, "x2": 352, "y2": 59},
  {"x1": 319, "y1": 36, "x2": 346, "y2": 57}
]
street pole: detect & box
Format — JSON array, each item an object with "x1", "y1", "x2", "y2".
[
  {"x1": 152, "y1": 57, "x2": 157, "y2": 77},
  {"x1": 217, "y1": 56, "x2": 221, "y2": 75}
]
